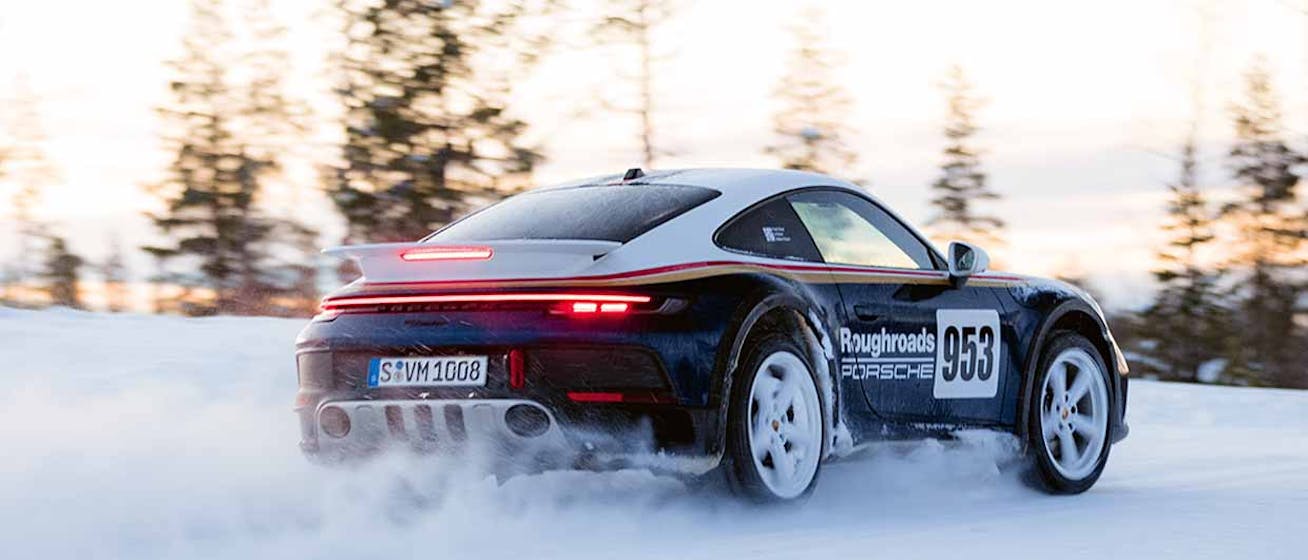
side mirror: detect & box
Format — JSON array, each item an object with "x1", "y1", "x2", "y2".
[{"x1": 947, "y1": 241, "x2": 989, "y2": 285}]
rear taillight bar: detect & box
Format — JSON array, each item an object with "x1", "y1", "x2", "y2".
[{"x1": 321, "y1": 292, "x2": 652, "y2": 310}]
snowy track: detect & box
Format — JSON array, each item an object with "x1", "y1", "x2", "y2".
[{"x1": 1, "y1": 309, "x2": 1305, "y2": 559}]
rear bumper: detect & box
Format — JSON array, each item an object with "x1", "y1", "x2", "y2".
[
  {"x1": 306, "y1": 398, "x2": 569, "y2": 454},
  {"x1": 294, "y1": 300, "x2": 743, "y2": 463},
  {"x1": 300, "y1": 397, "x2": 721, "y2": 475}
]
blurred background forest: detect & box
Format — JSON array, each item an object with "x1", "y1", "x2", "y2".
[{"x1": 1, "y1": 0, "x2": 1306, "y2": 389}]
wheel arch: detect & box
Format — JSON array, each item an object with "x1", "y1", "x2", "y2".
[
  {"x1": 1015, "y1": 301, "x2": 1125, "y2": 443},
  {"x1": 708, "y1": 279, "x2": 840, "y2": 461}
]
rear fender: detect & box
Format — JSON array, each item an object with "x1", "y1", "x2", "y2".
[{"x1": 708, "y1": 278, "x2": 840, "y2": 461}]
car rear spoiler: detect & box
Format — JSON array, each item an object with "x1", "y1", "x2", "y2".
[{"x1": 323, "y1": 240, "x2": 622, "y2": 284}]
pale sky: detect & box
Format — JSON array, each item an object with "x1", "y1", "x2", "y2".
[{"x1": 3, "y1": 0, "x2": 1308, "y2": 310}]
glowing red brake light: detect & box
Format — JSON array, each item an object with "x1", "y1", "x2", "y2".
[
  {"x1": 571, "y1": 302, "x2": 599, "y2": 313},
  {"x1": 567, "y1": 391, "x2": 674, "y2": 404},
  {"x1": 567, "y1": 301, "x2": 631, "y2": 315},
  {"x1": 400, "y1": 246, "x2": 493, "y2": 262}
]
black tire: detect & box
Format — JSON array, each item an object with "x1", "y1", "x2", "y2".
[
  {"x1": 1024, "y1": 331, "x2": 1113, "y2": 494},
  {"x1": 724, "y1": 332, "x2": 827, "y2": 503}
]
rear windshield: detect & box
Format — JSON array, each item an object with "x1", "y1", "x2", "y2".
[{"x1": 427, "y1": 184, "x2": 720, "y2": 243}]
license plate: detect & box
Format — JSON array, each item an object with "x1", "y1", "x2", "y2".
[{"x1": 367, "y1": 356, "x2": 488, "y2": 387}]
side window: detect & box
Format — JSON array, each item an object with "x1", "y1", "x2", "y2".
[
  {"x1": 716, "y1": 198, "x2": 823, "y2": 262},
  {"x1": 787, "y1": 190, "x2": 935, "y2": 269}
]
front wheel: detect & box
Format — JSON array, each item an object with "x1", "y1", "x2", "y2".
[
  {"x1": 724, "y1": 335, "x2": 826, "y2": 502},
  {"x1": 1025, "y1": 332, "x2": 1114, "y2": 494}
]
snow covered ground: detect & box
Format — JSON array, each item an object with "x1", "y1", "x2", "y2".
[{"x1": 1, "y1": 308, "x2": 1305, "y2": 559}]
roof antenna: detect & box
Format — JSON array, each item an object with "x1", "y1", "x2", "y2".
[{"x1": 623, "y1": 168, "x2": 645, "y2": 181}]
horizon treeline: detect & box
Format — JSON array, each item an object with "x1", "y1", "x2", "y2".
[
  {"x1": 1121, "y1": 59, "x2": 1308, "y2": 389},
  {"x1": 0, "y1": 1, "x2": 1305, "y2": 389}
]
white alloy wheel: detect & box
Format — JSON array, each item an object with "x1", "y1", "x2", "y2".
[
  {"x1": 746, "y1": 350, "x2": 822, "y2": 499},
  {"x1": 1039, "y1": 347, "x2": 1110, "y2": 481}
]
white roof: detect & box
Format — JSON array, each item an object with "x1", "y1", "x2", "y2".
[
  {"x1": 568, "y1": 168, "x2": 934, "y2": 276},
  {"x1": 332, "y1": 168, "x2": 944, "y2": 284}
]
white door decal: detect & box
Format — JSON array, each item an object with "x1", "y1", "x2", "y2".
[{"x1": 934, "y1": 309, "x2": 1002, "y2": 399}]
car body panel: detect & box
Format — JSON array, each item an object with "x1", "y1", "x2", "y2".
[{"x1": 833, "y1": 272, "x2": 1012, "y2": 424}]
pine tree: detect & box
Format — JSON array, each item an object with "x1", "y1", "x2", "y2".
[
  {"x1": 239, "y1": 0, "x2": 307, "y2": 177},
  {"x1": 237, "y1": 0, "x2": 320, "y2": 314},
  {"x1": 765, "y1": 5, "x2": 859, "y2": 176},
  {"x1": 146, "y1": 0, "x2": 275, "y2": 315},
  {"x1": 927, "y1": 65, "x2": 1004, "y2": 250},
  {"x1": 1223, "y1": 59, "x2": 1308, "y2": 387},
  {"x1": 149, "y1": 0, "x2": 315, "y2": 316},
  {"x1": 331, "y1": 0, "x2": 553, "y2": 244},
  {"x1": 1139, "y1": 137, "x2": 1229, "y2": 381},
  {"x1": 41, "y1": 236, "x2": 83, "y2": 309},
  {"x1": 2, "y1": 76, "x2": 59, "y2": 307},
  {"x1": 100, "y1": 237, "x2": 129, "y2": 313},
  {"x1": 594, "y1": 0, "x2": 677, "y2": 168},
  {"x1": 1134, "y1": 0, "x2": 1232, "y2": 383}
]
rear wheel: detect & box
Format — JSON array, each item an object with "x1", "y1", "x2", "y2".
[
  {"x1": 1025, "y1": 332, "x2": 1113, "y2": 494},
  {"x1": 725, "y1": 335, "x2": 825, "y2": 502}
]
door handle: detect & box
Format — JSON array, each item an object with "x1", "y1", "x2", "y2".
[{"x1": 853, "y1": 304, "x2": 881, "y2": 321}]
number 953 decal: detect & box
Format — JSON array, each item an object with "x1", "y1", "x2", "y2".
[{"x1": 934, "y1": 309, "x2": 1003, "y2": 399}]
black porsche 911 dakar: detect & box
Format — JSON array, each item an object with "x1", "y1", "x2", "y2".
[{"x1": 295, "y1": 168, "x2": 1129, "y2": 501}]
